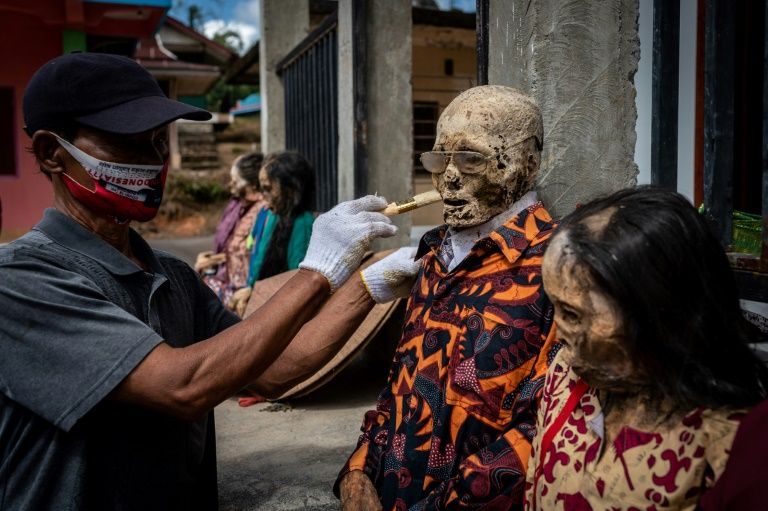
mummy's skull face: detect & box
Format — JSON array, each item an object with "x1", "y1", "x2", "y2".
[{"x1": 431, "y1": 85, "x2": 543, "y2": 228}]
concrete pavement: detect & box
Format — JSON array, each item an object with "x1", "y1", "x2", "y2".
[{"x1": 215, "y1": 368, "x2": 385, "y2": 511}]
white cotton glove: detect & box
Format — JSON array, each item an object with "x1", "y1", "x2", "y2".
[
  {"x1": 299, "y1": 195, "x2": 397, "y2": 291},
  {"x1": 360, "y1": 247, "x2": 421, "y2": 303}
]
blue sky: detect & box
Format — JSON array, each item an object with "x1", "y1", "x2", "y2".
[{"x1": 168, "y1": 0, "x2": 475, "y2": 54}]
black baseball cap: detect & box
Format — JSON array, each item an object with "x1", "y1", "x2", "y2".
[{"x1": 23, "y1": 52, "x2": 212, "y2": 136}]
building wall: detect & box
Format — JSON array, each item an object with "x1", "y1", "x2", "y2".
[
  {"x1": 0, "y1": 1, "x2": 169, "y2": 242},
  {"x1": 676, "y1": 0, "x2": 698, "y2": 203},
  {"x1": 0, "y1": 9, "x2": 61, "y2": 241},
  {"x1": 634, "y1": 0, "x2": 652, "y2": 188},
  {"x1": 411, "y1": 24, "x2": 476, "y2": 227},
  {"x1": 488, "y1": 0, "x2": 641, "y2": 219},
  {"x1": 634, "y1": 0, "x2": 698, "y2": 203},
  {"x1": 412, "y1": 25, "x2": 476, "y2": 109}
]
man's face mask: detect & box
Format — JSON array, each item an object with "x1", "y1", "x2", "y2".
[{"x1": 54, "y1": 135, "x2": 168, "y2": 224}]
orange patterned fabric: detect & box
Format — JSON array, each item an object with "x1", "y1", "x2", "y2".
[
  {"x1": 336, "y1": 202, "x2": 561, "y2": 510},
  {"x1": 525, "y1": 349, "x2": 744, "y2": 511}
]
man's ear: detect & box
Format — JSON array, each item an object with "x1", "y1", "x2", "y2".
[{"x1": 31, "y1": 131, "x2": 66, "y2": 175}]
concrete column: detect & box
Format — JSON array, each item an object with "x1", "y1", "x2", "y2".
[
  {"x1": 337, "y1": 0, "x2": 355, "y2": 202},
  {"x1": 259, "y1": 0, "x2": 309, "y2": 154},
  {"x1": 168, "y1": 78, "x2": 181, "y2": 170},
  {"x1": 365, "y1": 0, "x2": 413, "y2": 249},
  {"x1": 488, "y1": 0, "x2": 640, "y2": 218}
]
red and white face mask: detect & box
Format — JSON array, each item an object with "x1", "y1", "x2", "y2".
[{"x1": 54, "y1": 135, "x2": 168, "y2": 224}]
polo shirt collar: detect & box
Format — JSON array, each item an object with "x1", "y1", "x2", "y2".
[
  {"x1": 34, "y1": 208, "x2": 165, "y2": 276},
  {"x1": 416, "y1": 200, "x2": 554, "y2": 264}
]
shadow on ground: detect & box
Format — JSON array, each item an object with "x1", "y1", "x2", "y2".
[
  {"x1": 216, "y1": 317, "x2": 399, "y2": 510},
  {"x1": 148, "y1": 235, "x2": 403, "y2": 509}
]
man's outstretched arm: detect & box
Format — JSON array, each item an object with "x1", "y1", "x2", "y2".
[
  {"x1": 111, "y1": 196, "x2": 397, "y2": 420},
  {"x1": 252, "y1": 247, "x2": 421, "y2": 399},
  {"x1": 249, "y1": 273, "x2": 375, "y2": 398}
]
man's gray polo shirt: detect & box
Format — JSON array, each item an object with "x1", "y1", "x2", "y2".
[{"x1": 0, "y1": 208, "x2": 240, "y2": 510}]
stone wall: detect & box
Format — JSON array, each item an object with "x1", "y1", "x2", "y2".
[{"x1": 489, "y1": 0, "x2": 640, "y2": 218}]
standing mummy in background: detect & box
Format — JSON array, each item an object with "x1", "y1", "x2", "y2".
[
  {"x1": 196, "y1": 152, "x2": 266, "y2": 307},
  {"x1": 526, "y1": 187, "x2": 768, "y2": 510},
  {"x1": 229, "y1": 151, "x2": 316, "y2": 316},
  {"x1": 337, "y1": 85, "x2": 561, "y2": 511}
]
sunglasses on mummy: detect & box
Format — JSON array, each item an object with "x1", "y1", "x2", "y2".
[
  {"x1": 421, "y1": 136, "x2": 538, "y2": 175},
  {"x1": 419, "y1": 151, "x2": 493, "y2": 175}
]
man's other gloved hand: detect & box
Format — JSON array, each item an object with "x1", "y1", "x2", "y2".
[
  {"x1": 299, "y1": 195, "x2": 396, "y2": 292},
  {"x1": 360, "y1": 247, "x2": 421, "y2": 303},
  {"x1": 339, "y1": 471, "x2": 383, "y2": 511}
]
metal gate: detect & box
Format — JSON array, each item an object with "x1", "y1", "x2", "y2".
[{"x1": 277, "y1": 14, "x2": 339, "y2": 212}]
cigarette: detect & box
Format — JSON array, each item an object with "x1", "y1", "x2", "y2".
[{"x1": 382, "y1": 190, "x2": 442, "y2": 216}]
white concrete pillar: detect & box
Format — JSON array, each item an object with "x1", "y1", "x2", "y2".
[
  {"x1": 367, "y1": 0, "x2": 413, "y2": 248},
  {"x1": 488, "y1": 0, "x2": 640, "y2": 218},
  {"x1": 168, "y1": 78, "x2": 181, "y2": 169},
  {"x1": 259, "y1": 0, "x2": 309, "y2": 153},
  {"x1": 337, "y1": 0, "x2": 355, "y2": 202},
  {"x1": 337, "y1": 0, "x2": 413, "y2": 248}
]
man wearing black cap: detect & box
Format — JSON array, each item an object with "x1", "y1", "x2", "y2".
[{"x1": 0, "y1": 52, "x2": 419, "y2": 510}]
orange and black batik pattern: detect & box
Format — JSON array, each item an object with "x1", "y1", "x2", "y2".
[{"x1": 337, "y1": 202, "x2": 561, "y2": 511}]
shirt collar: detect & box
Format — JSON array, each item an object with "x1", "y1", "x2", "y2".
[
  {"x1": 34, "y1": 208, "x2": 165, "y2": 276},
  {"x1": 416, "y1": 195, "x2": 555, "y2": 264},
  {"x1": 443, "y1": 191, "x2": 538, "y2": 269}
]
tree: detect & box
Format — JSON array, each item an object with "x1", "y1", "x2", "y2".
[
  {"x1": 213, "y1": 30, "x2": 244, "y2": 55},
  {"x1": 172, "y1": 1, "x2": 259, "y2": 113}
]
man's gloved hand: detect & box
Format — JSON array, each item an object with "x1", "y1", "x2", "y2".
[
  {"x1": 360, "y1": 247, "x2": 421, "y2": 303},
  {"x1": 339, "y1": 471, "x2": 382, "y2": 511},
  {"x1": 299, "y1": 195, "x2": 396, "y2": 291}
]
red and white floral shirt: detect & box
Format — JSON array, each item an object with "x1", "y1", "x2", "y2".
[{"x1": 525, "y1": 349, "x2": 744, "y2": 511}]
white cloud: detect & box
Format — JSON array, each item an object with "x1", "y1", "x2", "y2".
[
  {"x1": 234, "y1": 0, "x2": 261, "y2": 25},
  {"x1": 201, "y1": 19, "x2": 259, "y2": 54}
]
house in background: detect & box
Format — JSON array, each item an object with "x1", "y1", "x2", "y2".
[
  {"x1": 410, "y1": 9, "x2": 476, "y2": 226},
  {"x1": 0, "y1": 2, "x2": 231, "y2": 241},
  {"x1": 0, "y1": 0, "x2": 170, "y2": 241},
  {"x1": 225, "y1": 3, "x2": 477, "y2": 228},
  {"x1": 136, "y1": 17, "x2": 235, "y2": 171}
]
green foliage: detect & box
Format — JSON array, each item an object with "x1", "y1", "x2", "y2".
[
  {"x1": 173, "y1": 176, "x2": 230, "y2": 204},
  {"x1": 206, "y1": 79, "x2": 258, "y2": 113},
  {"x1": 213, "y1": 30, "x2": 244, "y2": 54}
]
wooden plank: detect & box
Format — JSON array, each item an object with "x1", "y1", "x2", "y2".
[
  {"x1": 703, "y1": 0, "x2": 735, "y2": 247},
  {"x1": 651, "y1": 0, "x2": 680, "y2": 190},
  {"x1": 353, "y1": 0, "x2": 368, "y2": 198},
  {"x1": 476, "y1": 0, "x2": 489, "y2": 85},
  {"x1": 735, "y1": 269, "x2": 768, "y2": 303},
  {"x1": 763, "y1": 0, "x2": 768, "y2": 263}
]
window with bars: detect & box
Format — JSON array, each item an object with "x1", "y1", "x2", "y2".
[{"x1": 413, "y1": 101, "x2": 439, "y2": 173}]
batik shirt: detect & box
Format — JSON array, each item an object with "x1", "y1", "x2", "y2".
[
  {"x1": 524, "y1": 349, "x2": 744, "y2": 511},
  {"x1": 336, "y1": 202, "x2": 560, "y2": 510}
]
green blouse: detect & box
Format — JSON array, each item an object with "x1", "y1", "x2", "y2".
[{"x1": 246, "y1": 210, "x2": 314, "y2": 287}]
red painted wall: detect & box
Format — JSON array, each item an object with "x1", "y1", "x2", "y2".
[
  {"x1": 0, "y1": 1, "x2": 167, "y2": 242},
  {"x1": 0, "y1": 9, "x2": 60, "y2": 241}
]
